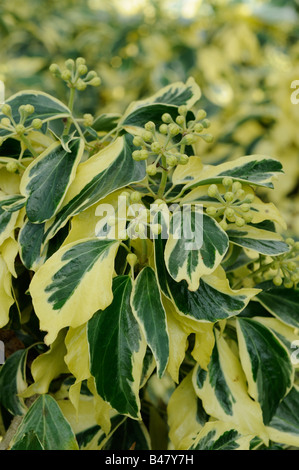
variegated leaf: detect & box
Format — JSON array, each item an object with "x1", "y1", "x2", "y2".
[
  {"x1": 29, "y1": 238, "x2": 119, "y2": 344},
  {"x1": 165, "y1": 209, "x2": 229, "y2": 291},
  {"x1": 88, "y1": 276, "x2": 147, "y2": 419},
  {"x1": 266, "y1": 386, "x2": 299, "y2": 447},
  {"x1": 131, "y1": 266, "x2": 169, "y2": 378},
  {"x1": 0, "y1": 349, "x2": 28, "y2": 415},
  {"x1": 189, "y1": 421, "x2": 254, "y2": 450},
  {"x1": 236, "y1": 317, "x2": 294, "y2": 425},
  {"x1": 20, "y1": 139, "x2": 84, "y2": 223},
  {"x1": 226, "y1": 224, "x2": 289, "y2": 255},
  {"x1": 192, "y1": 331, "x2": 267, "y2": 440},
  {"x1": 11, "y1": 394, "x2": 79, "y2": 450},
  {"x1": 43, "y1": 133, "x2": 146, "y2": 244}
]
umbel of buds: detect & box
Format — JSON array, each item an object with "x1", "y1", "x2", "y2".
[
  {"x1": 132, "y1": 106, "x2": 213, "y2": 176},
  {"x1": 49, "y1": 58, "x2": 101, "y2": 91},
  {"x1": 0, "y1": 103, "x2": 43, "y2": 140}
]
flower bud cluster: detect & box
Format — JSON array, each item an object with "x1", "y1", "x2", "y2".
[
  {"x1": 132, "y1": 106, "x2": 213, "y2": 176},
  {"x1": 205, "y1": 178, "x2": 255, "y2": 230},
  {"x1": 0, "y1": 103, "x2": 43, "y2": 150},
  {"x1": 269, "y1": 239, "x2": 299, "y2": 288},
  {"x1": 49, "y1": 57, "x2": 101, "y2": 91},
  {"x1": 106, "y1": 191, "x2": 162, "y2": 240}
]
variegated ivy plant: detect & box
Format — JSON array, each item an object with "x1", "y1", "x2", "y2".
[{"x1": 0, "y1": 58, "x2": 298, "y2": 451}]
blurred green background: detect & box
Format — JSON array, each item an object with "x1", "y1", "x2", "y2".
[{"x1": 0, "y1": 0, "x2": 298, "y2": 234}]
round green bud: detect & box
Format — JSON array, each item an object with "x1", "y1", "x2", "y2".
[
  {"x1": 235, "y1": 189, "x2": 245, "y2": 200},
  {"x1": 151, "y1": 223, "x2": 162, "y2": 235},
  {"x1": 32, "y1": 118, "x2": 43, "y2": 129},
  {"x1": 134, "y1": 223, "x2": 145, "y2": 234},
  {"x1": 201, "y1": 134, "x2": 213, "y2": 143},
  {"x1": 61, "y1": 70, "x2": 72, "y2": 81},
  {"x1": 127, "y1": 253, "x2": 138, "y2": 266},
  {"x1": 166, "y1": 155, "x2": 178, "y2": 167},
  {"x1": 130, "y1": 191, "x2": 142, "y2": 204},
  {"x1": 140, "y1": 149, "x2": 149, "y2": 160},
  {"x1": 224, "y1": 208, "x2": 235, "y2": 219},
  {"x1": 243, "y1": 213, "x2": 253, "y2": 224},
  {"x1": 291, "y1": 272, "x2": 299, "y2": 283},
  {"x1": 146, "y1": 164, "x2": 157, "y2": 176},
  {"x1": 6, "y1": 161, "x2": 18, "y2": 173},
  {"x1": 294, "y1": 241, "x2": 299, "y2": 251},
  {"x1": 162, "y1": 113, "x2": 172, "y2": 124},
  {"x1": 182, "y1": 134, "x2": 196, "y2": 145},
  {"x1": 222, "y1": 177, "x2": 233, "y2": 188},
  {"x1": 1, "y1": 104, "x2": 12, "y2": 116},
  {"x1": 159, "y1": 124, "x2": 168, "y2": 134},
  {"x1": 232, "y1": 181, "x2": 242, "y2": 193},
  {"x1": 144, "y1": 121, "x2": 155, "y2": 132},
  {"x1": 194, "y1": 123, "x2": 204, "y2": 133},
  {"x1": 1, "y1": 117, "x2": 11, "y2": 127},
  {"x1": 83, "y1": 113, "x2": 94, "y2": 127},
  {"x1": 219, "y1": 219, "x2": 228, "y2": 231},
  {"x1": 202, "y1": 119, "x2": 211, "y2": 128},
  {"x1": 246, "y1": 194, "x2": 255, "y2": 203},
  {"x1": 88, "y1": 77, "x2": 101, "y2": 87},
  {"x1": 24, "y1": 104, "x2": 35, "y2": 114},
  {"x1": 286, "y1": 238, "x2": 295, "y2": 246},
  {"x1": 240, "y1": 203, "x2": 250, "y2": 212},
  {"x1": 77, "y1": 64, "x2": 88, "y2": 76},
  {"x1": 15, "y1": 124, "x2": 25, "y2": 135},
  {"x1": 287, "y1": 261, "x2": 297, "y2": 272},
  {"x1": 142, "y1": 131, "x2": 153, "y2": 142},
  {"x1": 49, "y1": 63, "x2": 61, "y2": 75},
  {"x1": 284, "y1": 279, "x2": 294, "y2": 289},
  {"x1": 208, "y1": 184, "x2": 218, "y2": 198},
  {"x1": 133, "y1": 136, "x2": 143, "y2": 147},
  {"x1": 132, "y1": 150, "x2": 141, "y2": 161},
  {"x1": 178, "y1": 105, "x2": 188, "y2": 116},
  {"x1": 85, "y1": 70, "x2": 97, "y2": 80},
  {"x1": 168, "y1": 124, "x2": 181, "y2": 136},
  {"x1": 65, "y1": 59, "x2": 75, "y2": 70},
  {"x1": 76, "y1": 79, "x2": 87, "y2": 91},
  {"x1": 76, "y1": 57, "x2": 86, "y2": 66},
  {"x1": 235, "y1": 216, "x2": 245, "y2": 227},
  {"x1": 224, "y1": 191, "x2": 234, "y2": 202},
  {"x1": 178, "y1": 154, "x2": 189, "y2": 165},
  {"x1": 176, "y1": 115, "x2": 185, "y2": 126},
  {"x1": 196, "y1": 109, "x2": 207, "y2": 120},
  {"x1": 151, "y1": 142, "x2": 162, "y2": 153},
  {"x1": 206, "y1": 206, "x2": 217, "y2": 216}
]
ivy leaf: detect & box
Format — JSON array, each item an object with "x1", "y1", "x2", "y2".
[
  {"x1": 88, "y1": 276, "x2": 147, "y2": 419},
  {"x1": 192, "y1": 331, "x2": 267, "y2": 439},
  {"x1": 20, "y1": 139, "x2": 84, "y2": 223},
  {"x1": 255, "y1": 281, "x2": 299, "y2": 328},
  {"x1": 236, "y1": 318, "x2": 294, "y2": 425},
  {"x1": 179, "y1": 155, "x2": 283, "y2": 193},
  {"x1": 164, "y1": 209, "x2": 229, "y2": 291},
  {"x1": 226, "y1": 224, "x2": 289, "y2": 256},
  {"x1": 189, "y1": 421, "x2": 253, "y2": 450},
  {"x1": 29, "y1": 238, "x2": 119, "y2": 344},
  {"x1": 266, "y1": 386, "x2": 299, "y2": 447},
  {"x1": 43, "y1": 133, "x2": 146, "y2": 244},
  {"x1": 0, "y1": 349, "x2": 28, "y2": 415},
  {"x1": 0, "y1": 91, "x2": 70, "y2": 138},
  {"x1": 131, "y1": 266, "x2": 169, "y2": 378},
  {"x1": 11, "y1": 394, "x2": 79, "y2": 450}
]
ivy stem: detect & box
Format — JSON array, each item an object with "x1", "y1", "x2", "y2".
[
  {"x1": 20, "y1": 135, "x2": 38, "y2": 158},
  {"x1": 157, "y1": 154, "x2": 168, "y2": 198},
  {"x1": 63, "y1": 86, "x2": 76, "y2": 136},
  {"x1": 233, "y1": 262, "x2": 274, "y2": 289}
]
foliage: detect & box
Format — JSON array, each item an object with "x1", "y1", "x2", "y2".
[{"x1": 0, "y1": 56, "x2": 298, "y2": 450}]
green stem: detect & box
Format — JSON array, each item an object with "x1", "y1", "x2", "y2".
[
  {"x1": 157, "y1": 155, "x2": 168, "y2": 198},
  {"x1": 140, "y1": 238, "x2": 148, "y2": 265},
  {"x1": 233, "y1": 262, "x2": 273, "y2": 289},
  {"x1": 63, "y1": 86, "x2": 76, "y2": 136},
  {"x1": 20, "y1": 135, "x2": 38, "y2": 157}
]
